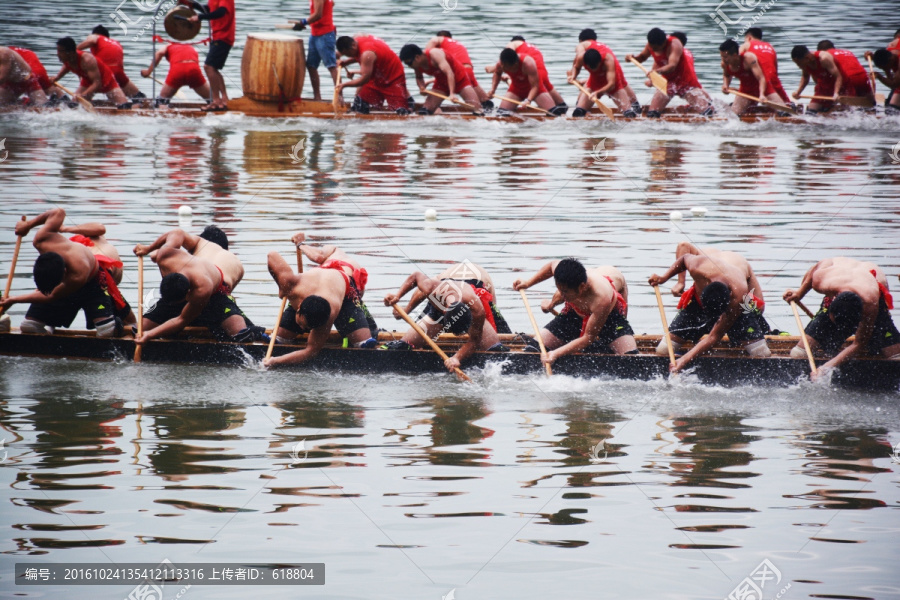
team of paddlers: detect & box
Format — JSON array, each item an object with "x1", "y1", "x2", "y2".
[
  {"x1": 0, "y1": 210, "x2": 897, "y2": 381},
  {"x1": 1, "y1": 0, "x2": 897, "y2": 116}
]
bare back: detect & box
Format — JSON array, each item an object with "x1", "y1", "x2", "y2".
[
  {"x1": 685, "y1": 253, "x2": 750, "y2": 299},
  {"x1": 288, "y1": 268, "x2": 348, "y2": 321},
  {"x1": 439, "y1": 262, "x2": 497, "y2": 298},
  {"x1": 194, "y1": 239, "x2": 244, "y2": 290},
  {"x1": 86, "y1": 236, "x2": 123, "y2": 284},
  {"x1": 157, "y1": 248, "x2": 220, "y2": 305},
  {"x1": 812, "y1": 257, "x2": 881, "y2": 304},
  {"x1": 35, "y1": 234, "x2": 97, "y2": 289},
  {"x1": 591, "y1": 265, "x2": 628, "y2": 304}
]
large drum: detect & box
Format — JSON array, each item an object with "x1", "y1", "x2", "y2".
[{"x1": 241, "y1": 33, "x2": 306, "y2": 103}]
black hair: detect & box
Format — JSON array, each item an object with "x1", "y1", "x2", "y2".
[
  {"x1": 436, "y1": 30, "x2": 452, "y2": 38},
  {"x1": 554, "y1": 258, "x2": 588, "y2": 291},
  {"x1": 33, "y1": 252, "x2": 65, "y2": 295},
  {"x1": 671, "y1": 31, "x2": 687, "y2": 46},
  {"x1": 200, "y1": 225, "x2": 229, "y2": 250},
  {"x1": 647, "y1": 28, "x2": 667, "y2": 46},
  {"x1": 791, "y1": 45, "x2": 810, "y2": 61},
  {"x1": 500, "y1": 48, "x2": 519, "y2": 67},
  {"x1": 160, "y1": 273, "x2": 190, "y2": 303},
  {"x1": 817, "y1": 39, "x2": 835, "y2": 51},
  {"x1": 829, "y1": 292, "x2": 863, "y2": 327},
  {"x1": 336, "y1": 36, "x2": 356, "y2": 54},
  {"x1": 92, "y1": 25, "x2": 110, "y2": 37},
  {"x1": 584, "y1": 48, "x2": 602, "y2": 69},
  {"x1": 57, "y1": 37, "x2": 77, "y2": 53},
  {"x1": 510, "y1": 35, "x2": 526, "y2": 42},
  {"x1": 399, "y1": 44, "x2": 423, "y2": 65},
  {"x1": 873, "y1": 48, "x2": 892, "y2": 70},
  {"x1": 701, "y1": 282, "x2": 731, "y2": 317},
  {"x1": 746, "y1": 27, "x2": 763, "y2": 40},
  {"x1": 719, "y1": 39, "x2": 740, "y2": 54},
  {"x1": 579, "y1": 28, "x2": 597, "y2": 42},
  {"x1": 299, "y1": 295, "x2": 331, "y2": 329}
]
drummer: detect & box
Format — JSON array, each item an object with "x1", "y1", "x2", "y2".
[
  {"x1": 179, "y1": 0, "x2": 235, "y2": 111},
  {"x1": 291, "y1": 0, "x2": 338, "y2": 102}
]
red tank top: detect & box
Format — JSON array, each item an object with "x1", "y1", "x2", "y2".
[
  {"x1": 518, "y1": 42, "x2": 549, "y2": 77},
  {"x1": 650, "y1": 36, "x2": 693, "y2": 84},
  {"x1": 440, "y1": 38, "x2": 473, "y2": 67},
  {"x1": 423, "y1": 48, "x2": 469, "y2": 84},
  {"x1": 10, "y1": 47, "x2": 50, "y2": 87},
  {"x1": 829, "y1": 48, "x2": 869, "y2": 86},
  {"x1": 747, "y1": 40, "x2": 779, "y2": 81},
  {"x1": 808, "y1": 52, "x2": 836, "y2": 87},
  {"x1": 165, "y1": 43, "x2": 200, "y2": 64},
  {"x1": 310, "y1": 0, "x2": 335, "y2": 36},
  {"x1": 91, "y1": 36, "x2": 124, "y2": 71},
  {"x1": 724, "y1": 52, "x2": 757, "y2": 88},
  {"x1": 586, "y1": 41, "x2": 626, "y2": 86},
  {"x1": 70, "y1": 50, "x2": 117, "y2": 88},
  {"x1": 209, "y1": 0, "x2": 236, "y2": 45},
  {"x1": 356, "y1": 36, "x2": 405, "y2": 88}
]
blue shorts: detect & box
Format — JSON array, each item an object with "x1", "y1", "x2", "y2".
[{"x1": 307, "y1": 30, "x2": 337, "y2": 70}]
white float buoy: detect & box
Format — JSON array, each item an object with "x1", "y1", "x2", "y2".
[
  {"x1": 670, "y1": 211, "x2": 683, "y2": 221},
  {"x1": 691, "y1": 207, "x2": 708, "y2": 217},
  {"x1": 424, "y1": 208, "x2": 437, "y2": 221},
  {"x1": 178, "y1": 205, "x2": 192, "y2": 217}
]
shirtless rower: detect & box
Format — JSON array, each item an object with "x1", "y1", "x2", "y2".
[
  {"x1": 568, "y1": 28, "x2": 640, "y2": 117},
  {"x1": 141, "y1": 226, "x2": 243, "y2": 293},
  {"x1": 648, "y1": 246, "x2": 771, "y2": 373},
  {"x1": 0, "y1": 209, "x2": 133, "y2": 336},
  {"x1": 78, "y1": 25, "x2": 144, "y2": 99},
  {"x1": 719, "y1": 39, "x2": 790, "y2": 115},
  {"x1": 784, "y1": 258, "x2": 899, "y2": 379},
  {"x1": 0, "y1": 46, "x2": 49, "y2": 106},
  {"x1": 626, "y1": 28, "x2": 714, "y2": 118},
  {"x1": 399, "y1": 44, "x2": 482, "y2": 114},
  {"x1": 52, "y1": 37, "x2": 130, "y2": 107},
  {"x1": 867, "y1": 49, "x2": 900, "y2": 114},
  {"x1": 263, "y1": 233, "x2": 379, "y2": 368},
  {"x1": 141, "y1": 42, "x2": 211, "y2": 102},
  {"x1": 791, "y1": 43, "x2": 874, "y2": 113},
  {"x1": 513, "y1": 258, "x2": 637, "y2": 364},
  {"x1": 59, "y1": 222, "x2": 126, "y2": 287},
  {"x1": 739, "y1": 28, "x2": 792, "y2": 105},
  {"x1": 335, "y1": 35, "x2": 414, "y2": 115},
  {"x1": 425, "y1": 31, "x2": 493, "y2": 109},
  {"x1": 384, "y1": 261, "x2": 510, "y2": 371}
]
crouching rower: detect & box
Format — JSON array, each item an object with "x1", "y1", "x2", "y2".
[
  {"x1": 0, "y1": 46, "x2": 49, "y2": 106},
  {"x1": 0, "y1": 209, "x2": 133, "y2": 336},
  {"x1": 53, "y1": 36, "x2": 131, "y2": 108},
  {"x1": 719, "y1": 39, "x2": 791, "y2": 115},
  {"x1": 867, "y1": 48, "x2": 900, "y2": 114},
  {"x1": 568, "y1": 28, "x2": 640, "y2": 117},
  {"x1": 383, "y1": 262, "x2": 511, "y2": 371},
  {"x1": 399, "y1": 43, "x2": 482, "y2": 114},
  {"x1": 142, "y1": 226, "x2": 243, "y2": 293},
  {"x1": 336, "y1": 35, "x2": 414, "y2": 115},
  {"x1": 512, "y1": 258, "x2": 638, "y2": 365},
  {"x1": 263, "y1": 233, "x2": 379, "y2": 368},
  {"x1": 425, "y1": 31, "x2": 493, "y2": 109},
  {"x1": 791, "y1": 42, "x2": 874, "y2": 112},
  {"x1": 648, "y1": 245, "x2": 771, "y2": 373},
  {"x1": 784, "y1": 258, "x2": 900, "y2": 379}
]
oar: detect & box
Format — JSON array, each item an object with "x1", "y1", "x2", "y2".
[
  {"x1": 569, "y1": 79, "x2": 614, "y2": 118},
  {"x1": 265, "y1": 297, "x2": 288, "y2": 361},
  {"x1": 798, "y1": 94, "x2": 875, "y2": 107},
  {"x1": 134, "y1": 255, "x2": 143, "y2": 363},
  {"x1": 333, "y1": 63, "x2": 342, "y2": 115},
  {"x1": 149, "y1": 75, "x2": 187, "y2": 100},
  {"x1": 54, "y1": 83, "x2": 95, "y2": 112},
  {"x1": 0, "y1": 216, "x2": 26, "y2": 319},
  {"x1": 866, "y1": 55, "x2": 887, "y2": 105},
  {"x1": 391, "y1": 303, "x2": 471, "y2": 382},
  {"x1": 790, "y1": 302, "x2": 817, "y2": 375},
  {"x1": 492, "y1": 94, "x2": 555, "y2": 117},
  {"x1": 726, "y1": 87, "x2": 798, "y2": 115},
  {"x1": 519, "y1": 289, "x2": 551, "y2": 377},
  {"x1": 422, "y1": 89, "x2": 482, "y2": 114},
  {"x1": 628, "y1": 56, "x2": 668, "y2": 95},
  {"x1": 653, "y1": 285, "x2": 676, "y2": 369},
  {"x1": 796, "y1": 300, "x2": 815, "y2": 320}
]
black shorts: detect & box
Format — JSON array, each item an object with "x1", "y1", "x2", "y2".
[
  {"x1": 545, "y1": 307, "x2": 634, "y2": 352},
  {"x1": 421, "y1": 278, "x2": 511, "y2": 335},
  {"x1": 26, "y1": 275, "x2": 131, "y2": 329},
  {"x1": 669, "y1": 297, "x2": 769, "y2": 345},
  {"x1": 205, "y1": 40, "x2": 232, "y2": 71},
  {"x1": 806, "y1": 298, "x2": 900, "y2": 355},
  {"x1": 422, "y1": 301, "x2": 471, "y2": 335},
  {"x1": 280, "y1": 295, "x2": 378, "y2": 340},
  {"x1": 144, "y1": 291, "x2": 251, "y2": 332}
]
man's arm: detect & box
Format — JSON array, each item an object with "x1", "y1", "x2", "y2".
[
  {"x1": 80, "y1": 56, "x2": 102, "y2": 98},
  {"x1": 488, "y1": 63, "x2": 502, "y2": 97},
  {"x1": 17, "y1": 208, "x2": 67, "y2": 247},
  {"x1": 384, "y1": 272, "x2": 437, "y2": 316},
  {"x1": 547, "y1": 303, "x2": 612, "y2": 362},
  {"x1": 341, "y1": 51, "x2": 375, "y2": 89},
  {"x1": 134, "y1": 229, "x2": 187, "y2": 256},
  {"x1": 649, "y1": 255, "x2": 689, "y2": 288},
  {"x1": 265, "y1": 324, "x2": 330, "y2": 367},
  {"x1": 672, "y1": 304, "x2": 737, "y2": 372},
  {"x1": 513, "y1": 261, "x2": 557, "y2": 291},
  {"x1": 76, "y1": 35, "x2": 99, "y2": 51},
  {"x1": 746, "y1": 54, "x2": 768, "y2": 99},
  {"x1": 747, "y1": 265, "x2": 764, "y2": 305},
  {"x1": 425, "y1": 36, "x2": 442, "y2": 52},
  {"x1": 819, "y1": 53, "x2": 843, "y2": 99},
  {"x1": 298, "y1": 243, "x2": 337, "y2": 265},
  {"x1": 522, "y1": 58, "x2": 541, "y2": 105},
  {"x1": 0, "y1": 273, "x2": 85, "y2": 307},
  {"x1": 142, "y1": 47, "x2": 168, "y2": 78},
  {"x1": 657, "y1": 41, "x2": 683, "y2": 76},
  {"x1": 431, "y1": 50, "x2": 457, "y2": 97},
  {"x1": 721, "y1": 60, "x2": 732, "y2": 94},
  {"x1": 591, "y1": 55, "x2": 617, "y2": 96},
  {"x1": 447, "y1": 297, "x2": 486, "y2": 369},
  {"x1": 308, "y1": 0, "x2": 325, "y2": 23},
  {"x1": 625, "y1": 45, "x2": 651, "y2": 64},
  {"x1": 821, "y1": 302, "x2": 878, "y2": 372},
  {"x1": 793, "y1": 69, "x2": 810, "y2": 98},
  {"x1": 783, "y1": 262, "x2": 820, "y2": 304},
  {"x1": 139, "y1": 288, "x2": 207, "y2": 342},
  {"x1": 60, "y1": 223, "x2": 107, "y2": 238},
  {"x1": 568, "y1": 44, "x2": 586, "y2": 80}
]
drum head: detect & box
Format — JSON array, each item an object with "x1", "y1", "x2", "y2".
[
  {"x1": 246, "y1": 32, "x2": 302, "y2": 42},
  {"x1": 164, "y1": 6, "x2": 202, "y2": 42}
]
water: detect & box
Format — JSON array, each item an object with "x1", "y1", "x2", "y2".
[{"x1": 1, "y1": 0, "x2": 900, "y2": 598}]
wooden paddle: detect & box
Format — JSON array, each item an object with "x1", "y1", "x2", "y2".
[
  {"x1": 653, "y1": 286, "x2": 676, "y2": 369},
  {"x1": 569, "y1": 79, "x2": 614, "y2": 118},
  {"x1": 866, "y1": 55, "x2": 887, "y2": 105},
  {"x1": 519, "y1": 290, "x2": 552, "y2": 377},
  {"x1": 492, "y1": 94, "x2": 555, "y2": 117},
  {"x1": 134, "y1": 255, "x2": 143, "y2": 363},
  {"x1": 149, "y1": 76, "x2": 187, "y2": 100},
  {"x1": 628, "y1": 56, "x2": 668, "y2": 95},
  {"x1": 796, "y1": 300, "x2": 815, "y2": 320},
  {"x1": 790, "y1": 302, "x2": 817, "y2": 374},
  {"x1": 798, "y1": 94, "x2": 875, "y2": 107},
  {"x1": 0, "y1": 217, "x2": 26, "y2": 319},
  {"x1": 265, "y1": 245, "x2": 304, "y2": 362},
  {"x1": 333, "y1": 63, "x2": 342, "y2": 115},
  {"x1": 422, "y1": 89, "x2": 482, "y2": 114},
  {"x1": 54, "y1": 83, "x2": 95, "y2": 112},
  {"x1": 726, "y1": 87, "x2": 799, "y2": 115},
  {"x1": 391, "y1": 303, "x2": 471, "y2": 382}
]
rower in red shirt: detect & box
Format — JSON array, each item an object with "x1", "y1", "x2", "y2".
[
  {"x1": 335, "y1": 35, "x2": 412, "y2": 114},
  {"x1": 740, "y1": 28, "x2": 790, "y2": 104},
  {"x1": 52, "y1": 36, "x2": 130, "y2": 107},
  {"x1": 180, "y1": 0, "x2": 235, "y2": 111},
  {"x1": 887, "y1": 28, "x2": 900, "y2": 55},
  {"x1": 141, "y1": 43, "x2": 210, "y2": 102},
  {"x1": 399, "y1": 44, "x2": 480, "y2": 114},
  {"x1": 626, "y1": 28, "x2": 714, "y2": 118},
  {"x1": 719, "y1": 39, "x2": 790, "y2": 115},
  {"x1": 0, "y1": 46, "x2": 49, "y2": 106},
  {"x1": 425, "y1": 31, "x2": 493, "y2": 109},
  {"x1": 791, "y1": 42, "x2": 875, "y2": 112},
  {"x1": 568, "y1": 28, "x2": 640, "y2": 117},
  {"x1": 9, "y1": 47, "x2": 54, "y2": 95},
  {"x1": 867, "y1": 48, "x2": 900, "y2": 114},
  {"x1": 488, "y1": 46, "x2": 558, "y2": 114},
  {"x1": 77, "y1": 25, "x2": 143, "y2": 98}
]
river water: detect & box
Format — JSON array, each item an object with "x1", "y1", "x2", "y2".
[{"x1": 1, "y1": 0, "x2": 900, "y2": 598}]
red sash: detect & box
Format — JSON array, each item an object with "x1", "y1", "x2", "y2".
[
  {"x1": 321, "y1": 260, "x2": 367, "y2": 301},
  {"x1": 677, "y1": 284, "x2": 701, "y2": 310},
  {"x1": 469, "y1": 284, "x2": 498, "y2": 332},
  {"x1": 215, "y1": 266, "x2": 232, "y2": 296},
  {"x1": 70, "y1": 235, "x2": 126, "y2": 310},
  {"x1": 70, "y1": 234, "x2": 94, "y2": 247},
  {"x1": 872, "y1": 270, "x2": 894, "y2": 309}
]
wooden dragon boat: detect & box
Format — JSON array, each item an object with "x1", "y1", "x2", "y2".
[{"x1": 1, "y1": 329, "x2": 897, "y2": 390}]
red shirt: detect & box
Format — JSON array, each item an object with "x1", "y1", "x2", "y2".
[
  {"x1": 10, "y1": 47, "x2": 52, "y2": 90},
  {"x1": 829, "y1": 48, "x2": 869, "y2": 88},
  {"x1": 210, "y1": 0, "x2": 236, "y2": 46},
  {"x1": 585, "y1": 40, "x2": 628, "y2": 93},
  {"x1": 70, "y1": 50, "x2": 118, "y2": 92},
  {"x1": 440, "y1": 37, "x2": 473, "y2": 67},
  {"x1": 355, "y1": 35, "x2": 405, "y2": 89},
  {"x1": 310, "y1": 0, "x2": 335, "y2": 36},
  {"x1": 746, "y1": 39, "x2": 788, "y2": 101},
  {"x1": 165, "y1": 43, "x2": 200, "y2": 64},
  {"x1": 422, "y1": 48, "x2": 472, "y2": 90},
  {"x1": 91, "y1": 36, "x2": 124, "y2": 72},
  {"x1": 516, "y1": 42, "x2": 554, "y2": 92},
  {"x1": 650, "y1": 36, "x2": 701, "y2": 90}
]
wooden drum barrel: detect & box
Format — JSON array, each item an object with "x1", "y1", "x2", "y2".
[{"x1": 241, "y1": 33, "x2": 306, "y2": 103}]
